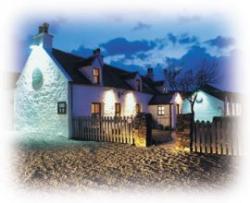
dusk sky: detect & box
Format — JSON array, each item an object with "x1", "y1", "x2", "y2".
[{"x1": 17, "y1": 14, "x2": 237, "y2": 91}]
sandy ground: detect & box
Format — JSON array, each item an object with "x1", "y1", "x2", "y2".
[{"x1": 12, "y1": 136, "x2": 239, "y2": 193}]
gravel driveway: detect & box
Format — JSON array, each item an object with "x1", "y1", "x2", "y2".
[{"x1": 13, "y1": 139, "x2": 239, "y2": 192}]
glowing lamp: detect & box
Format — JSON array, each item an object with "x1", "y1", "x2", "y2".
[
  {"x1": 175, "y1": 93, "x2": 182, "y2": 104},
  {"x1": 103, "y1": 89, "x2": 117, "y2": 116},
  {"x1": 124, "y1": 92, "x2": 136, "y2": 116}
]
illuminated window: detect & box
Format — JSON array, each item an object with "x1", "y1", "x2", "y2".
[
  {"x1": 57, "y1": 102, "x2": 67, "y2": 114},
  {"x1": 91, "y1": 102, "x2": 101, "y2": 116},
  {"x1": 93, "y1": 68, "x2": 100, "y2": 84},
  {"x1": 157, "y1": 106, "x2": 165, "y2": 116},
  {"x1": 135, "y1": 79, "x2": 141, "y2": 91},
  {"x1": 115, "y1": 103, "x2": 121, "y2": 117},
  {"x1": 136, "y1": 103, "x2": 141, "y2": 114}
]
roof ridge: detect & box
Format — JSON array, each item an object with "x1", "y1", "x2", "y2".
[{"x1": 52, "y1": 48, "x2": 86, "y2": 60}]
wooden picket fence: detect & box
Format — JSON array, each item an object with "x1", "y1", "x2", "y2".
[
  {"x1": 72, "y1": 116, "x2": 135, "y2": 144},
  {"x1": 191, "y1": 117, "x2": 240, "y2": 155}
]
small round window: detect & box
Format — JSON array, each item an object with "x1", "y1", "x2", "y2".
[{"x1": 32, "y1": 68, "x2": 43, "y2": 90}]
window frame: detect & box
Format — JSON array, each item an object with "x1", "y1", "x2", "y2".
[
  {"x1": 93, "y1": 68, "x2": 100, "y2": 84},
  {"x1": 91, "y1": 102, "x2": 102, "y2": 116},
  {"x1": 115, "y1": 103, "x2": 121, "y2": 117},
  {"x1": 157, "y1": 105, "x2": 165, "y2": 116},
  {"x1": 135, "y1": 103, "x2": 141, "y2": 114},
  {"x1": 57, "y1": 101, "x2": 67, "y2": 114}
]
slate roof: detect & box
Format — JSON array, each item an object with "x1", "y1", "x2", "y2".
[
  {"x1": 102, "y1": 64, "x2": 134, "y2": 90},
  {"x1": 142, "y1": 77, "x2": 162, "y2": 94},
  {"x1": 52, "y1": 49, "x2": 92, "y2": 84},
  {"x1": 200, "y1": 84, "x2": 241, "y2": 102},
  {"x1": 153, "y1": 80, "x2": 164, "y2": 86},
  {"x1": 148, "y1": 93, "x2": 175, "y2": 105},
  {"x1": 120, "y1": 72, "x2": 137, "y2": 79},
  {"x1": 52, "y1": 48, "x2": 161, "y2": 94}
]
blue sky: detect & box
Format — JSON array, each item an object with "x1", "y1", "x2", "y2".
[{"x1": 17, "y1": 14, "x2": 237, "y2": 91}]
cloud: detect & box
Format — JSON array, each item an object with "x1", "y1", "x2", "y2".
[
  {"x1": 71, "y1": 45, "x2": 93, "y2": 58},
  {"x1": 166, "y1": 33, "x2": 198, "y2": 46},
  {"x1": 178, "y1": 33, "x2": 198, "y2": 44},
  {"x1": 167, "y1": 33, "x2": 177, "y2": 45},
  {"x1": 205, "y1": 36, "x2": 234, "y2": 48},
  {"x1": 98, "y1": 34, "x2": 215, "y2": 72},
  {"x1": 171, "y1": 45, "x2": 213, "y2": 71},
  {"x1": 132, "y1": 22, "x2": 151, "y2": 31},
  {"x1": 68, "y1": 33, "x2": 235, "y2": 90},
  {"x1": 100, "y1": 37, "x2": 156, "y2": 57}
]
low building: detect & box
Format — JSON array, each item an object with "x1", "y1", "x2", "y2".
[
  {"x1": 148, "y1": 92, "x2": 182, "y2": 128},
  {"x1": 182, "y1": 84, "x2": 241, "y2": 122},
  {"x1": 14, "y1": 23, "x2": 182, "y2": 138}
]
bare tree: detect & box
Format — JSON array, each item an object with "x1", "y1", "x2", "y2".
[
  {"x1": 164, "y1": 60, "x2": 219, "y2": 151},
  {"x1": 164, "y1": 60, "x2": 182, "y2": 91},
  {"x1": 195, "y1": 60, "x2": 219, "y2": 88},
  {"x1": 181, "y1": 60, "x2": 219, "y2": 116},
  {"x1": 164, "y1": 59, "x2": 219, "y2": 119}
]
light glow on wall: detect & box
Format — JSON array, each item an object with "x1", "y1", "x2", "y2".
[
  {"x1": 103, "y1": 89, "x2": 117, "y2": 116},
  {"x1": 124, "y1": 92, "x2": 136, "y2": 116},
  {"x1": 182, "y1": 90, "x2": 224, "y2": 122},
  {"x1": 174, "y1": 93, "x2": 182, "y2": 104}
]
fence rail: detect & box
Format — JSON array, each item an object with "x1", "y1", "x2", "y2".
[
  {"x1": 191, "y1": 117, "x2": 239, "y2": 155},
  {"x1": 72, "y1": 116, "x2": 135, "y2": 144}
]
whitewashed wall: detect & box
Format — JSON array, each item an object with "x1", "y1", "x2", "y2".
[
  {"x1": 14, "y1": 46, "x2": 70, "y2": 138},
  {"x1": 182, "y1": 90, "x2": 224, "y2": 122},
  {"x1": 72, "y1": 85, "x2": 153, "y2": 117},
  {"x1": 148, "y1": 105, "x2": 171, "y2": 127}
]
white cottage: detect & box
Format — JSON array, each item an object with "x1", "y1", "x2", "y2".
[
  {"x1": 182, "y1": 84, "x2": 241, "y2": 122},
  {"x1": 14, "y1": 23, "x2": 182, "y2": 138}
]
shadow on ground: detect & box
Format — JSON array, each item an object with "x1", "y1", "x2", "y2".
[{"x1": 152, "y1": 129, "x2": 174, "y2": 145}]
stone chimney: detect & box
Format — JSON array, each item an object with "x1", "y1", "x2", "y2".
[
  {"x1": 146, "y1": 67, "x2": 154, "y2": 80},
  {"x1": 32, "y1": 23, "x2": 53, "y2": 52},
  {"x1": 93, "y1": 48, "x2": 101, "y2": 56},
  {"x1": 92, "y1": 48, "x2": 103, "y2": 66}
]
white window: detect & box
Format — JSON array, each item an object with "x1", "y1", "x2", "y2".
[{"x1": 157, "y1": 106, "x2": 165, "y2": 116}]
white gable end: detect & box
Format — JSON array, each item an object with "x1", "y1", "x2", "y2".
[{"x1": 14, "y1": 45, "x2": 71, "y2": 138}]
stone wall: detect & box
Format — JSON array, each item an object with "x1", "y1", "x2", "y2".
[
  {"x1": 176, "y1": 113, "x2": 193, "y2": 133},
  {"x1": 133, "y1": 113, "x2": 152, "y2": 147}
]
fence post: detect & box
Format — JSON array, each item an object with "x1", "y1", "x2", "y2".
[
  {"x1": 190, "y1": 121, "x2": 194, "y2": 152},
  {"x1": 133, "y1": 113, "x2": 152, "y2": 147}
]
